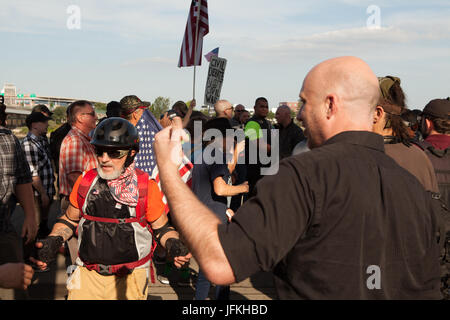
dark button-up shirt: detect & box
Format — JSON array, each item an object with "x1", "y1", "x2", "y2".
[
  {"x1": 275, "y1": 120, "x2": 305, "y2": 160},
  {"x1": 219, "y1": 131, "x2": 441, "y2": 299}
]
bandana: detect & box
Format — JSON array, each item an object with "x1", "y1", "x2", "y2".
[{"x1": 107, "y1": 162, "x2": 139, "y2": 207}]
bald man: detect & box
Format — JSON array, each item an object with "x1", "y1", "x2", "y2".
[
  {"x1": 154, "y1": 56, "x2": 442, "y2": 299},
  {"x1": 230, "y1": 104, "x2": 245, "y2": 127},
  {"x1": 214, "y1": 100, "x2": 234, "y2": 120},
  {"x1": 275, "y1": 105, "x2": 305, "y2": 159}
]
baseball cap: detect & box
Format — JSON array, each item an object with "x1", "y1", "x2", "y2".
[
  {"x1": 422, "y1": 99, "x2": 450, "y2": 119},
  {"x1": 32, "y1": 104, "x2": 53, "y2": 117},
  {"x1": 26, "y1": 112, "x2": 52, "y2": 128},
  {"x1": 119, "y1": 95, "x2": 151, "y2": 115}
]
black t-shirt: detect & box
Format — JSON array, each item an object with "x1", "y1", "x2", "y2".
[
  {"x1": 192, "y1": 156, "x2": 231, "y2": 224},
  {"x1": 49, "y1": 122, "x2": 71, "y2": 173},
  {"x1": 218, "y1": 131, "x2": 441, "y2": 299}
]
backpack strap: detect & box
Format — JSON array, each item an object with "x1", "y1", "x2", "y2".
[
  {"x1": 135, "y1": 168, "x2": 157, "y2": 283},
  {"x1": 428, "y1": 147, "x2": 450, "y2": 158},
  {"x1": 77, "y1": 169, "x2": 98, "y2": 214}
]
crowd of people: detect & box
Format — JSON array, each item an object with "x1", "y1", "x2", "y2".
[{"x1": 0, "y1": 55, "x2": 449, "y2": 300}]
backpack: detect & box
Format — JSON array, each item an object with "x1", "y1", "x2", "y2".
[
  {"x1": 413, "y1": 140, "x2": 450, "y2": 206},
  {"x1": 76, "y1": 168, "x2": 157, "y2": 278}
]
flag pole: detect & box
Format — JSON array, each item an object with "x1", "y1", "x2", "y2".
[{"x1": 193, "y1": 0, "x2": 202, "y2": 100}]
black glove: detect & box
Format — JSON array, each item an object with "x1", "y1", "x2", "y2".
[
  {"x1": 165, "y1": 238, "x2": 189, "y2": 257},
  {"x1": 37, "y1": 236, "x2": 64, "y2": 264}
]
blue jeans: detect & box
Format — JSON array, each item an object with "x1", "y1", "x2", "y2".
[{"x1": 195, "y1": 269, "x2": 230, "y2": 300}]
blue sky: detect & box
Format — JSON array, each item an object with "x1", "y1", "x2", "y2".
[{"x1": 0, "y1": 0, "x2": 449, "y2": 110}]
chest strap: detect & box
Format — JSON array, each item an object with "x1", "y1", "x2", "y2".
[
  {"x1": 80, "y1": 213, "x2": 147, "y2": 225},
  {"x1": 83, "y1": 251, "x2": 153, "y2": 277}
]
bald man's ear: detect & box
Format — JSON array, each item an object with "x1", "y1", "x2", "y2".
[{"x1": 325, "y1": 94, "x2": 338, "y2": 119}]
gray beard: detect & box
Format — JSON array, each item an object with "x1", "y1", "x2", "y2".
[{"x1": 97, "y1": 163, "x2": 124, "y2": 180}]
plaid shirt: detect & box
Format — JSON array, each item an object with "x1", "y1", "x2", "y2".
[
  {"x1": 21, "y1": 132, "x2": 56, "y2": 198},
  {"x1": 0, "y1": 126, "x2": 32, "y2": 232},
  {"x1": 59, "y1": 126, "x2": 97, "y2": 196},
  {"x1": 38, "y1": 135, "x2": 52, "y2": 160}
]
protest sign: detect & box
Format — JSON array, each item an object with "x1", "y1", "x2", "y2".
[{"x1": 204, "y1": 56, "x2": 227, "y2": 106}]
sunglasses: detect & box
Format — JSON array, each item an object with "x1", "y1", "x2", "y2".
[{"x1": 95, "y1": 148, "x2": 129, "y2": 159}]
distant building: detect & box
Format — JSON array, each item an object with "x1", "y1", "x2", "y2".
[
  {"x1": 2, "y1": 84, "x2": 17, "y2": 106},
  {"x1": 1, "y1": 83, "x2": 104, "y2": 128},
  {"x1": 1, "y1": 83, "x2": 102, "y2": 109}
]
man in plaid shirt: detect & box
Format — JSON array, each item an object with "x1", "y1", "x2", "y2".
[
  {"x1": 31, "y1": 105, "x2": 53, "y2": 158},
  {"x1": 21, "y1": 112, "x2": 56, "y2": 238},
  {"x1": 59, "y1": 100, "x2": 98, "y2": 264},
  {"x1": 0, "y1": 103, "x2": 37, "y2": 298}
]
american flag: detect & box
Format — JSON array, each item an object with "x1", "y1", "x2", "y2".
[
  {"x1": 135, "y1": 109, "x2": 193, "y2": 213},
  {"x1": 204, "y1": 47, "x2": 219, "y2": 62},
  {"x1": 178, "y1": 0, "x2": 209, "y2": 68}
]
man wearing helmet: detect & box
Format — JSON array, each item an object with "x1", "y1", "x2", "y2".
[{"x1": 31, "y1": 118, "x2": 191, "y2": 300}]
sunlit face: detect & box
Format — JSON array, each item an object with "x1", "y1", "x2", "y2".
[
  {"x1": 79, "y1": 104, "x2": 98, "y2": 131},
  {"x1": 223, "y1": 103, "x2": 234, "y2": 119},
  {"x1": 96, "y1": 149, "x2": 136, "y2": 180},
  {"x1": 298, "y1": 77, "x2": 327, "y2": 149}
]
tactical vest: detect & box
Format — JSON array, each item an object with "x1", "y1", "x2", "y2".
[
  {"x1": 75, "y1": 169, "x2": 156, "y2": 276},
  {"x1": 413, "y1": 140, "x2": 450, "y2": 206}
]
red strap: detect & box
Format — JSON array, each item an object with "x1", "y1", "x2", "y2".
[
  {"x1": 135, "y1": 169, "x2": 149, "y2": 224},
  {"x1": 81, "y1": 214, "x2": 141, "y2": 224},
  {"x1": 150, "y1": 263, "x2": 155, "y2": 284},
  {"x1": 77, "y1": 169, "x2": 98, "y2": 212},
  {"x1": 84, "y1": 251, "x2": 153, "y2": 276}
]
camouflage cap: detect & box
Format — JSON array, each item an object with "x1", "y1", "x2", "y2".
[
  {"x1": 378, "y1": 76, "x2": 401, "y2": 100},
  {"x1": 119, "y1": 95, "x2": 151, "y2": 115}
]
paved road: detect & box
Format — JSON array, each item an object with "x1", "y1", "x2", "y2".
[{"x1": 9, "y1": 202, "x2": 276, "y2": 300}]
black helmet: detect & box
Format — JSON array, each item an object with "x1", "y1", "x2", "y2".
[{"x1": 91, "y1": 117, "x2": 139, "y2": 151}]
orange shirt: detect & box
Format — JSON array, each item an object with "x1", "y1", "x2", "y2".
[{"x1": 69, "y1": 173, "x2": 164, "y2": 223}]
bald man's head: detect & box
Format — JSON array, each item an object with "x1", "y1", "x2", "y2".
[
  {"x1": 214, "y1": 100, "x2": 233, "y2": 119},
  {"x1": 275, "y1": 105, "x2": 292, "y2": 127},
  {"x1": 299, "y1": 56, "x2": 380, "y2": 148}
]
